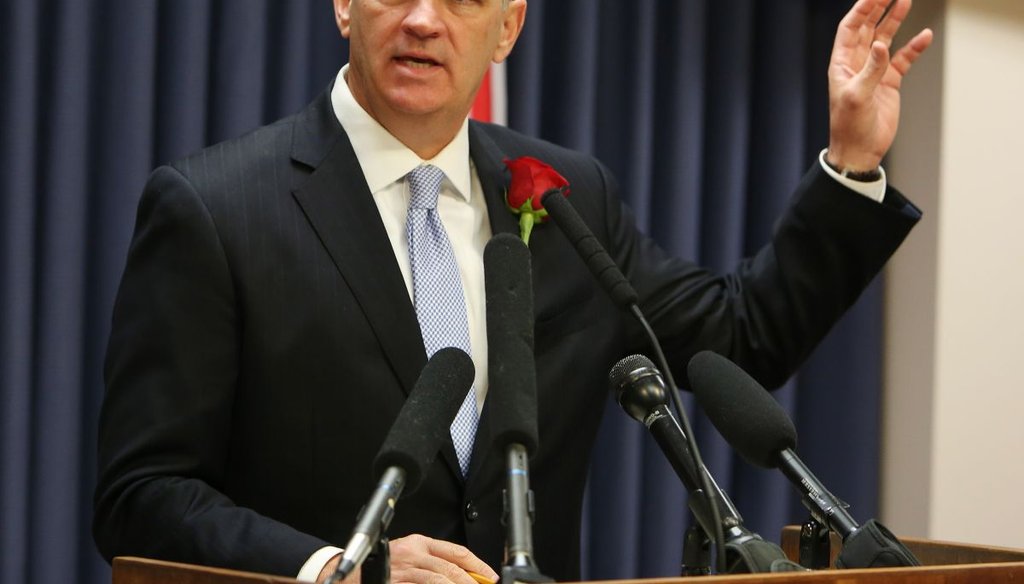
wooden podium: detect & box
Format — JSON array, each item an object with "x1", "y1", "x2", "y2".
[
  {"x1": 113, "y1": 557, "x2": 303, "y2": 584},
  {"x1": 111, "y1": 529, "x2": 1024, "y2": 584}
]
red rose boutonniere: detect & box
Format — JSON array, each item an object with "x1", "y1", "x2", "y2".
[{"x1": 503, "y1": 156, "x2": 570, "y2": 245}]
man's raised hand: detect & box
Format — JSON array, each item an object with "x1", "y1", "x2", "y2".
[{"x1": 827, "y1": 0, "x2": 933, "y2": 172}]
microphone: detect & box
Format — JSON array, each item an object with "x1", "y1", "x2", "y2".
[
  {"x1": 328, "y1": 348, "x2": 475, "y2": 583},
  {"x1": 484, "y1": 233, "x2": 552, "y2": 583},
  {"x1": 610, "y1": 355, "x2": 796, "y2": 574},
  {"x1": 540, "y1": 189, "x2": 741, "y2": 569},
  {"x1": 540, "y1": 189, "x2": 729, "y2": 571},
  {"x1": 540, "y1": 190, "x2": 638, "y2": 308},
  {"x1": 610, "y1": 355, "x2": 743, "y2": 532},
  {"x1": 485, "y1": 233, "x2": 538, "y2": 455},
  {"x1": 687, "y1": 351, "x2": 920, "y2": 569},
  {"x1": 686, "y1": 350, "x2": 859, "y2": 537}
]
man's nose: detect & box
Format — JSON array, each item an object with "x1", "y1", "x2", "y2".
[{"x1": 402, "y1": 0, "x2": 445, "y2": 39}]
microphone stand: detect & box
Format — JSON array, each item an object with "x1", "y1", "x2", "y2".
[
  {"x1": 325, "y1": 467, "x2": 405, "y2": 584},
  {"x1": 612, "y1": 357, "x2": 799, "y2": 575},
  {"x1": 501, "y1": 445, "x2": 553, "y2": 583},
  {"x1": 798, "y1": 517, "x2": 832, "y2": 569},
  {"x1": 681, "y1": 522, "x2": 711, "y2": 576},
  {"x1": 627, "y1": 305, "x2": 727, "y2": 572},
  {"x1": 835, "y1": 519, "x2": 920, "y2": 569}
]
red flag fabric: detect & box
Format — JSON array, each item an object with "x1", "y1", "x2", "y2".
[{"x1": 470, "y1": 62, "x2": 507, "y2": 126}]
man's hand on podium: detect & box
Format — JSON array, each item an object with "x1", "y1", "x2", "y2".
[{"x1": 317, "y1": 534, "x2": 498, "y2": 584}]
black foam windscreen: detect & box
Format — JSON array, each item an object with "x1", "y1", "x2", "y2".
[
  {"x1": 373, "y1": 347, "x2": 474, "y2": 493},
  {"x1": 687, "y1": 351, "x2": 797, "y2": 469},
  {"x1": 484, "y1": 233, "x2": 539, "y2": 455},
  {"x1": 540, "y1": 190, "x2": 639, "y2": 308}
]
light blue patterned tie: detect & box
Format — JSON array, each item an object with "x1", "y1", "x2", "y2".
[{"x1": 406, "y1": 164, "x2": 478, "y2": 476}]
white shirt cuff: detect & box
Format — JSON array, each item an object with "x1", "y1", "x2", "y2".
[
  {"x1": 297, "y1": 546, "x2": 344, "y2": 583},
  {"x1": 818, "y1": 149, "x2": 887, "y2": 203}
]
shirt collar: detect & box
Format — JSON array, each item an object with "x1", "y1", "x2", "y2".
[{"x1": 330, "y1": 64, "x2": 472, "y2": 202}]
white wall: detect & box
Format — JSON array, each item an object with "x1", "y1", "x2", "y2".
[{"x1": 884, "y1": 0, "x2": 1024, "y2": 549}]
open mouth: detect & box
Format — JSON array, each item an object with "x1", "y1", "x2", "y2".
[{"x1": 397, "y1": 56, "x2": 439, "y2": 69}]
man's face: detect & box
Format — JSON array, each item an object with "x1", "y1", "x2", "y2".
[{"x1": 335, "y1": 0, "x2": 525, "y2": 127}]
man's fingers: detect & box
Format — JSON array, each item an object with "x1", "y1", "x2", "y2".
[
  {"x1": 859, "y1": 40, "x2": 890, "y2": 88},
  {"x1": 875, "y1": 0, "x2": 913, "y2": 49},
  {"x1": 866, "y1": 1, "x2": 888, "y2": 25},
  {"x1": 890, "y1": 28, "x2": 934, "y2": 77},
  {"x1": 392, "y1": 566, "x2": 473, "y2": 584},
  {"x1": 838, "y1": 0, "x2": 884, "y2": 38},
  {"x1": 390, "y1": 553, "x2": 477, "y2": 584},
  {"x1": 424, "y1": 539, "x2": 498, "y2": 580},
  {"x1": 864, "y1": 1, "x2": 888, "y2": 43},
  {"x1": 389, "y1": 534, "x2": 498, "y2": 584},
  {"x1": 833, "y1": 0, "x2": 886, "y2": 74}
]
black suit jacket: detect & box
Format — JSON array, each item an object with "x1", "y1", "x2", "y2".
[{"x1": 94, "y1": 88, "x2": 919, "y2": 580}]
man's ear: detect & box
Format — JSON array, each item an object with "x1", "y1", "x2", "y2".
[
  {"x1": 493, "y1": 0, "x2": 527, "y2": 63},
  {"x1": 334, "y1": 0, "x2": 352, "y2": 38}
]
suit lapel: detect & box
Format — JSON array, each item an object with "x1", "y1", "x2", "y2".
[
  {"x1": 472, "y1": 124, "x2": 518, "y2": 239},
  {"x1": 291, "y1": 93, "x2": 482, "y2": 483},
  {"x1": 291, "y1": 104, "x2": 532, "y2": 486},
  {"x1": 290, "y1": 92, "x2": 427, "y2": 397}
]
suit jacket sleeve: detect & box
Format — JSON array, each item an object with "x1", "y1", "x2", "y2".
[
  {"x1": 600, "y1": 160, "x2": 919, "y2": 387},
  {"x1": 93, "y1": 165, "x2": 329, "y2": 576}
]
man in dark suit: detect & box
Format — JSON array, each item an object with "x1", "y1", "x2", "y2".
[{"x1": 93, "y1": 0, "x2": 933, "y2": 582}]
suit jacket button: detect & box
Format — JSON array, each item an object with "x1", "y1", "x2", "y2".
[{"x1": 464, "y1": 501, "x2": 479, "y2": 522}]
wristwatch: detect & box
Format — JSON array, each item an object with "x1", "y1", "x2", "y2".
[{"x1": 824, "y1": 157, "x2": 882, "y2": 182}]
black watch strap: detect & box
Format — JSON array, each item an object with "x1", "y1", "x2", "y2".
[{"x1": 824, "y1": 157, "x2": 882, "y2": 182}]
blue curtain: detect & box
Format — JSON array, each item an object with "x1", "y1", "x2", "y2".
[{"x1": 0, "y1": 1, "x2": 882, "y2": 582}]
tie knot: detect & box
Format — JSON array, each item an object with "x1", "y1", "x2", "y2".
[{"x1": 407, "y1": 165, "x2": 446, "y2": 210}]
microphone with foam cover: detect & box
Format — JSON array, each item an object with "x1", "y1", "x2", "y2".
[
  {"x1": 484, "y1": 233, "x2": 552, "y2": 583},
  {"x1": 484, "y1": 233, "x2": 538, "y2": 455},
  {"x1": 372, "y1": 347, "x2": 476, "y2": 491},
  {"x1": 686, "y1": 351, "x2": 797, "y2": 469},
  {"x1": 687, "y1": 350, "x2": 858, "y2": 538},
  {"x1": 329, "y1": 348, "x2": 474, "y2": 583},
  {"x1": 688, "y1": 351, "x2": 921, "y2": 569}
]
